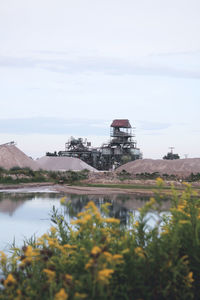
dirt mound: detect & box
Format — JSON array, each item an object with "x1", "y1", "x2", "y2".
[
  {"x1": 116, "y1": 158, "x2": 200, "y2": 176},
  {"x1": 37, "y1": 156, "x2": 97, "y2": 172},
  {"x1": 0, "y1": 144, "x2": 38, "y2": 170}
]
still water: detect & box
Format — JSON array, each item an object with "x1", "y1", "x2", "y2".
[{"x1": 0, "y1": 187, "x2": 170, "y2": 252}]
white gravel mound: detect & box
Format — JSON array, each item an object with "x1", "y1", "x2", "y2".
[
  {"x1": 37, "y1": 156, "x2": 97, "y2": 172},
  {"x1": 116, "y1": 158, "x2": 200, "y2": 176},
  {"x1": 0, "y1": 144, "x2": 38, "y2": 170}
]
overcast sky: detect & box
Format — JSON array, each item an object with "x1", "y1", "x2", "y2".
[{"x1": 0, "y1": 0, "x2": 199, "y2": 159}]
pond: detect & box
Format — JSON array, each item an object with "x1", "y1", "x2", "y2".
[{"x1": 0, "y1": 187, "x2": 170, "y2": 252}]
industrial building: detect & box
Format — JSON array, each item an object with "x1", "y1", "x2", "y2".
[{"x1": 46, "y1": 119, "x2": 142, "y2": 170}]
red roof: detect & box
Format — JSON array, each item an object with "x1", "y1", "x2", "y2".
[{"x1": 111, "y1": 119, "x2": 131, "y2": 128}]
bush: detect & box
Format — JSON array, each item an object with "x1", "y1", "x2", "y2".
[
  {"x1": 0, "y1": 180, "x2": 199, "y2": 299},
  {"x1": 117, "y1": 170, "x2": 132, "y2": 181}
]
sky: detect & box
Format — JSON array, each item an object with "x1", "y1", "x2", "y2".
[{"x1": 0, "y1": 0, "x2": 199, "y2": 159}]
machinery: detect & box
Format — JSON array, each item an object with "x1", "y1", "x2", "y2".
[
  {"x1": 46, "y1": 119, "x2": 142, "y2": 170},
  {"x1": 163, "y1": 147, "x2": 180, "y2": 160},
  {"x1": 99, "y1": 119, "x2": 142, "y2": 169}
]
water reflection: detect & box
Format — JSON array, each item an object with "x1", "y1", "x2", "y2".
[
  {"x1": 64, "y1": 193, "x2": 170, "y2": 225},
  {"x1": 0, "y1": 190, "x2": 171, "y2": 251},
  {"x1": 0, "y1": 192, "x2": 59, "y2": 216}
]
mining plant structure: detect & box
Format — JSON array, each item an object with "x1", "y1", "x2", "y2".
[
  {"x1": 46, "y1": 119, "x2": 142, "y2": 170},
  {"x1": 163, "y1": 147, "x2": 180, "y2": 160}
]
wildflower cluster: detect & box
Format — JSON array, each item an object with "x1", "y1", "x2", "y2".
[{"x1": 0, "y1": 182, "x2": 200, "y2": 299}]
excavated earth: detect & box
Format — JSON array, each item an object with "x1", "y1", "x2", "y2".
[
  {"x1": 116, "y1": 158, "x2": 200, "y2": 176},
  {"x1": 0, "y1": 144, "x2": 38, "y2": 170},
  {"x1": 0, "y1": 144, "x2": 97, "y2": 172},
  {"x1": 37, "y1": 156, "x2": 97, "y2": 172},
  {"x1": 1, "y1": 144, "x2": 200, "y2": 195}
]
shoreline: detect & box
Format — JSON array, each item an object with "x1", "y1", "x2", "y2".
[
  {"x1": 0, "y1": 182, "x2": 156, "y2": 196},
  {"x1": 52, "y1": 184, "x2": 156, "y2": 196},
  {"x1": 0, "y1": 181, "x2": 199, "y2": 196},
  {"x1": 0, "y1": 182, "x2": 55, "y2": 190}
]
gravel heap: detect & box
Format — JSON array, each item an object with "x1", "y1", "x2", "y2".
[
  {"x1": 116, "y1": 158, "x2": 200, "y2": 176},
  {"x1": 37, "y1": 156, "x2": 97, "y2": 172},
  {"x1": 0, "y1": 144, "x2": 38, "y2": 170}
]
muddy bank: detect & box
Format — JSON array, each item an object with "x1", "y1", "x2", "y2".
[
  {"x1": 53, "y1": 184, "x2": 159, "y2": 196},
  {"x1": 0, "y1": 181, "x2": 199, "y2": 196},
  {"x1": 0, "y1": 182, "x2": 157, "y2": 196}
]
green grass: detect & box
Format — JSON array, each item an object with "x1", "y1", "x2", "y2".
[{"x1": 75, "y1": 182, "x2": 174, "y2": 190}]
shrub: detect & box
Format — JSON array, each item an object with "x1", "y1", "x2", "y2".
[{"x1": 0, "y1": 180, "x2": 199, "y2": 299}]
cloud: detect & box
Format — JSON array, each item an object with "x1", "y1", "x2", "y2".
[
  {"x1": 0, "y1": 117, "x2": 109, "y2": 136},
  {"x1": 0, "y1": 52, "x2": 200, "y2": 79},
  {"x1": 137, "y1": 121, "x2": 171, "y2": 131}
]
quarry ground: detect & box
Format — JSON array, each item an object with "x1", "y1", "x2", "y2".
[{"x1": 1, "y1": 173, "x2": 200, "y2": 196}]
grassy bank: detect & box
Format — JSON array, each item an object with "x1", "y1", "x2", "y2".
[
  {"x1": 76, "y1": 182, "x2": 172, "y2": 190},
  {"x1": 0, "y1": 168, "x2": 89, "y2": 185},
  {"x1": 0, "y1": 179, "x2": 200, "y2": 299}
]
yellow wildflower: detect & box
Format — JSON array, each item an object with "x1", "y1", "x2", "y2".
[
  {"x1": 15, "y1": 289, "x2": 22, "y2": 300},
  {"x1": 83, "y1": 214, "x2": 92, "y2": 223},
  {"x1": 74, "y1": 292, "x2": 87, "y2": 299},
  {"x1": 50, "y1": 226, "x2": 57, "y2": 235},
  {"x1": 65, "y1": 274, "x2": 73, "y2": 282},
  {"x1": 0, "y1": 251, "x2": 7, "y2": 265},
  {"x1": 4, "y1": 274, "x2": 16, "y2": 286},
  {"x1": 177, "y1": 204, "x2": 185, "y2": 211},
  {"x1": 161, "y1": 228, "x2": 169, "y2": 235},
  {"x1": 104, "y1": 218, "x2": 120, "y2": 224},
  {"x1": 25, "y1": 245, "x2": 33, "y2": 257},
  {"x1": 85, "y1": 201, "x2": 98, "y2": 211},
  {"x1": 17, "y1": 289, "x2": 21, "y2": 295},
  {"x1": 134, "y1": 221, "x2": 139, "y2": 227},
  {"x1": 43, "y1": 269, "x2": 56, "y2": 282},
  {"x1": 22, "y1": 245, "x2": 39, "y2": 264},
  {"x1": 60, "y1": 197, "x2": 66, "y2": 205},
  {"x1": 37, "y1": 233, "x2": 49, "y2": 245},
  {"x1": 113, "y1": 254, "x2": 123, "y2": 260},
  {"x1": 91, "y1": 246, "x2": 101, "y2": 255},
  {"x1": 156, "y1": 177, "x2": 164, "y2": 187},
  {"x1": 122, "y1": 248, "x2": 130, "y2": 254},
  {"x1": 97, "y1": 269, "x2": 114, "y2": 284},
  {"x1": 48, "y1": 238, "x2": 58, "y2": 247},
  {"x1": 103, "y1": 251, "x2": 112, "y2": 262},
  {"x1": 181, "y1": 255, "x2": 189, "y2": 265},
  {"x1": 54, "y1": 288, "x2": 68, "y2": 300},
  {"x1": 95, "y1": 211, "x2": 101, "y2": 219},
  {"x1": 77, "y1": 211, "x2": 85, "y2": 217},
  {"x1": 167, "y1": 260, "x2": 172, "y2": 268},
  {"x1": 85, "y1": 259, "x2": 93, "y2": 270},
  {"x1": 134, "y1": 247, "x2": 145, "y2": 259},
  {"x1": 71, "y1": 219, "x2": 82, "y2": 225},
  {"x1": 112, "y1": 254, "x2": 124, "y2": 264},
  {"x1": 84, "y1": 201, "x2": 100, "y2": 218},
  {"x1": 185, "y1": 272, "x2": 194, "y2": 287},
  {"x1": 101, "y1": 202, "x2": 112, "y2": 214},
  {"x1": 149, "y1": 197, "x2": 156, "y2": 205},
  {"x1": 102, "y1": 203, "x2": 112, "y2": 209},
  {"x1": 182, "y1": 182, "x2": 191, "y2": 188},
  {"x1": 63, "y1": 244, "x2": 77, "y2": 249},
  {"x1": 179, "y1": 220, "x2": 190, "y2": 225}
]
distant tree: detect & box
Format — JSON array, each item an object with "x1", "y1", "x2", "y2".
[
  {"x1": 46, "y1": 151, "x2": 57, "y2": 157},
  {"x1": 163, "y1": 152, "x2": 180, "y2": 160}
]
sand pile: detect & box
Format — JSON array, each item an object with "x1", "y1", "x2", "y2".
[
  {"x1": 0, "y1": 144, "x2": 38, "y2": 170},
  {"x1": 116, "y1": 158, "x2": 200, "y2": 176},
  {"x1": 37, "y1": 156, "x2": 97, "y2": 172}
]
